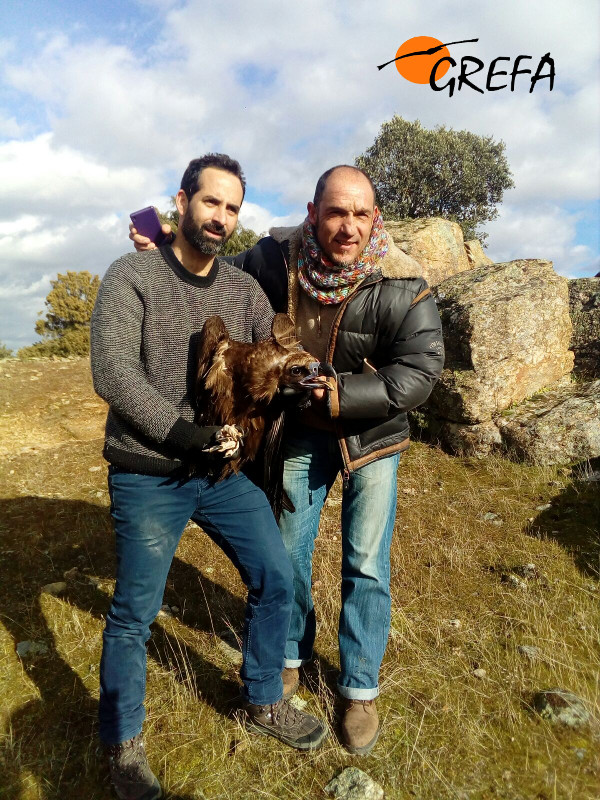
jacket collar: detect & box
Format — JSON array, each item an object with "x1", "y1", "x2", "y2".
[{"x1": 268, "y1": 223, "x2": 423, "y2": 280}]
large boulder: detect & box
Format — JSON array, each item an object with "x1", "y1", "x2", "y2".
[
  {"x1": 429, "y1": 381, "x2": 600, "y2": 465},
  {"x1": 429, "y1": 260, "x2": 574, "y2": 424},
  {"x1": 568, "y1": 278, "x2": 600, "y2": 379},
  {"x1": 496, "y1": 380, "x2": 600, "y2": 465},
  {"x1": 385, "y1": 217, "x2": 471, "y2": 286}
]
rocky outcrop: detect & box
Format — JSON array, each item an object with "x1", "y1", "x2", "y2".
[
  {"x1": 430, "y1": 260, "x2": 574, "y2": 423},
  {"x1": 568, "y1": 278, "x2": 600, "y2": 379},
  {"x1": 435, "y1": 419, "x2": 503, "y2": 459},
  {"x1": 496, "y1": 380, "x2": 600, "y2": 464},
  {"x1": 413, "y1": 260, "x2": 600, "y2": 465},
  {"x1": 427, "y1": 380, "x2": 600, "y2": 465},
  {"x1": 386, "y1": 217, "x2": 471, "y2": 286}
]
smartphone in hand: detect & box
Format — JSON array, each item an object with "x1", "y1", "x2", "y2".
[{"x1": 130, "y1": 206, "x2": 169, "y2": 246}]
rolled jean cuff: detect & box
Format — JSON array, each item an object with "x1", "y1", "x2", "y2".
[
  {"x1": 283, "y1": 657, "x2": 310, "y2": 669},
  {"x1": 337, "y1": 684, "x2": 379, "y2": 701}
]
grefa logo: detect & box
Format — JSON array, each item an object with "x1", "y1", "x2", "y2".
[{"x1": 378, "y1": 36, "x2": 555, "y2": 96}]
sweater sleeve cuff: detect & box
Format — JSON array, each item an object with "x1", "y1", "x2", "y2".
[{"x1": 165, "y1": 417, "x2": 202, "y2": 453}]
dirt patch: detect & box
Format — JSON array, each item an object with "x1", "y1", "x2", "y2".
[{"x1": 0, "y1": 358, "x2": 106, "y2": 458}]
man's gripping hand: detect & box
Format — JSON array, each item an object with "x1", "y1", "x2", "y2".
[{"x1": 129, "y1": 222, "x2": 173, "y2": 252}]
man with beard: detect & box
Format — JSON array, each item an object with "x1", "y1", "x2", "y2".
[
  {"x1": 92, "y1": 154, "x2": 327, "y2": 800},
  {"x1": 132, "y1": 164, "x2": 444, "y2": 757}
]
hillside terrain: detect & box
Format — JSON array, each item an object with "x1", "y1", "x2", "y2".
[{"x1": 0, "y1": 358, "x2": 598, "y2": 800}]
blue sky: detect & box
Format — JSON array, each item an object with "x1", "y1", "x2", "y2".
[{"x1": 0, "y1": 0, "x2": 598, "y2": 350}]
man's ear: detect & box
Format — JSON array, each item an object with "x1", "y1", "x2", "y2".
[
  {"x1": 271, "y1": 314, "x2": 297, "y2": 348},
  {"x1": 307, "y1": 201, "x2": 317, "y2": 226},
  {"x1": 175, "y1": 189, "x2": 188, "y2": 218}
]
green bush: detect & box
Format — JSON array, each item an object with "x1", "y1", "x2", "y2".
[{"x1": 356, "y1": 116, "x2": 514, "y2": 242}]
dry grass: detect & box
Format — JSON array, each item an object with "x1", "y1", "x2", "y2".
[{"x1": 0, "y1": 358, "x2": 598, "y2": 799}]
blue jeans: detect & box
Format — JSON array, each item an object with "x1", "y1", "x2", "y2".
[
  {"x1": 279, "y1": 425, "x2": 400, "y2": 700},
  {"x1": 99, "y1": 468, "x2": 293, "y2": 745}
]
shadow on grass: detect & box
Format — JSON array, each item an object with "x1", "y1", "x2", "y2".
[
  {"x1": 0, "y1": 496, "x2": 336, "y2": 799},
  {"x1": 527, "y1": 458, "x2": 600, "y2": 579}
]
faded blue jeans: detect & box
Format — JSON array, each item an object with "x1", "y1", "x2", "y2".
[
  {"x1": 279, "y1": 425, "x2": 400, "y2": 700},
  {"x1": 99, "y1": 467, "x2": 293, "y2": 745}
]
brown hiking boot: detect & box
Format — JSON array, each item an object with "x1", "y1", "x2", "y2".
[
  {"x1": 341, "y1": 699, "x2": 379, "y2": 755},
  {"x1": 105, "y1": 733, "x2": 162, "y2": 800},
  {"x1": 282, "y1": 667, "x2": 300, "y2": 699},
  {"x1": 244, "y1": 696, "x2": 327, "y2": 750}
]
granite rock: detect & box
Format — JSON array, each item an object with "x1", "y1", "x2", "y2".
[
  {"x1": 496, "y1": 380, "x2": 600, "y2": 464},
  {"x1": 324, "y1": 768, "x2": 384, "y2": 800},
  {"x1": 430, "y1": 260, "x2": 574, "y2": 423},
  {"x1": 568, "y1": 278, "x2": 600, "y2": 379},
  {"x1": 386, "y1": 217, "x2": 470, "y2": 287}
]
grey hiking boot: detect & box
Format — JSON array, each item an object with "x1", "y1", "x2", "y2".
[
  {"x1": 105, "y1": 733, "x2": 162, "y2": 800},
  {"x1": 244, "y1": 696, "x2": 328, "y2": 750}
]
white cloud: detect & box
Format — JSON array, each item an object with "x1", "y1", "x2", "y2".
[
  {"x1": 486, "y1": 203, "x2": 597, "y2": 277},
  {"x1": 0, "y1": 133, "x2": 168, "y2": 219},
  {"x1": 0, "y1": 274, "x2": 53, "y2": 300},
  {"x1": 0, "y1": 113, "x2": 24, "y2": 138},
  {"x1": 238, "y1": 202, "x2": 300, "y2": 237}
]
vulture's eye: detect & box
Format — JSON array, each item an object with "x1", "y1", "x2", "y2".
[{"x1": 290, "y1": 366, "x2": 304, "y2": 376}]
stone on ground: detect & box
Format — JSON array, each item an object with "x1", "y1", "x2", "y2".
[
  {"x1": 324, "y1": 767, "x2": 384, "y2": 800},
  {"x1": 16, "y1": 640, "x2": 49, "y2": 658},
  {"x1": 436, "y1": 419, "x2": 502, "y2": 458},
  {"x1": 533, "y1": 688, "x2": 590, "y2": 727},
  {"x1": 41, "y1": 581, "x2": 67, "y2": 595}
]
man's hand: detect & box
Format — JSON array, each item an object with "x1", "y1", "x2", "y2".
[{"x1": 129, "y1": 222, "x2": 173, "y2": 252}]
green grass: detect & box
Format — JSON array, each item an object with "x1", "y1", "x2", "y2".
[{"x1": 0, "y1": 359, "x2": 598, "y2": 799}]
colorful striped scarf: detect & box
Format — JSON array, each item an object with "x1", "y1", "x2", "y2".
[{"x1": 297, "y1": 208, "x2": 389, "y2": 305}]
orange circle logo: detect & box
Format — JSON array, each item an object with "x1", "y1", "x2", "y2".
[{"x1": 395, "y1": 36, "x2": 451, "y2": 84}]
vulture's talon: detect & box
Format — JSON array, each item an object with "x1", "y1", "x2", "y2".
[{"x1": 202, "y1": 424, "x2": 244, "y2": 459}]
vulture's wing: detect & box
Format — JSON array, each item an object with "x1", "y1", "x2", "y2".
[
  {"x1": 196, "y1": 316, "x2": 229, "y2": 396},
  {"x1": 246, "y1": 410, "x2": 294, "y2": 520}
]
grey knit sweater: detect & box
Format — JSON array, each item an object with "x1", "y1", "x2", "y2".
[{"x1": 90, "y1": 245, "x2": 274, "y2": 475}]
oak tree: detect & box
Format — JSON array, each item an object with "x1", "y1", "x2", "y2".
[
  {"x1": 19, "y1": 271, "x2": 100, "y2": 358},
  {"x1": 355, "y1": 116, "x2": 514, "y2": 241}
]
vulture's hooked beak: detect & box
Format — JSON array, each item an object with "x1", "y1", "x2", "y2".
[{"x1": 298, "y1": 362, "x2": 335, "y2": 390}]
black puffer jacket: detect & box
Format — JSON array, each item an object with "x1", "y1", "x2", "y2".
[{"x1": 234, "y1": 224, "x2": 444, "y2": 472}]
